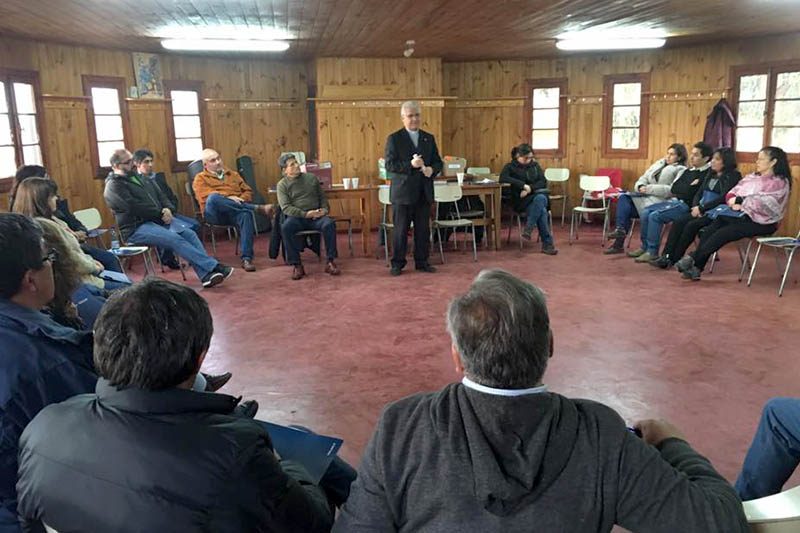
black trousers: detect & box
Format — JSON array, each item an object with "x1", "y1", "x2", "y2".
[
  {"x1": 392, "y1": 201, "x2": 431, "y2": 269},
  {"x1": 663, "y1": 214, "x2": 713, "y2": 260},
  {"x1": 692, "y1": 216, "x2": 777, "y2": 270}
]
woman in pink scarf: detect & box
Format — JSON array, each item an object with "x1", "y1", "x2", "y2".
[{"x1": 676, "y1": 146, "x2": 792, "y2": 281}]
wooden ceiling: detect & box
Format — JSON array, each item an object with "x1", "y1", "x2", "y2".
[{"x1": 2, "y1": 0, "x2": 800, "y2": 60}]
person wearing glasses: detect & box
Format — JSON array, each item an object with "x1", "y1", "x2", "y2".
[
  {"x1": 104, "y1": 149, "x2": 233, "y2": 288},
  {"x1": 0, "y1": 213, "x2": 98, "y2": 530},
  {"x1": 500, "y1": 143, "x2": 558, "y2": 255}
]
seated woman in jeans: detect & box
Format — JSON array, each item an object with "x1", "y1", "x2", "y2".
[
  {"x1": 499, "y1": 144, "x2": 557, "y2": 255},
  {"x1": 651, "y1": 147, "x2": 742, "y2": 269},
  {"x1": 676, "y1": 146, "x2": 791, "y2": 281},
  {"x1": 605, "y1": 143, "x2": 688, "y2": 254}
]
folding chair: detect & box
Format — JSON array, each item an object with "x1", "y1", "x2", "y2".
[
  {"x1": 544, "y1": 168, "x2": 569, "y2": 226},
  {"x1": 433, "y1": 183, "x2": 477, "y2": 263},
  {"x1": 746, "y1": 228, "x2": 800, "y2": 297},
  {"x1": 569, "y1": 175, "x2": 611, "y2": 245}
]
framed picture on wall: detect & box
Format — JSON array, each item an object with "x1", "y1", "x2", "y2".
[{"x1": 132, "y1": 52, "x2": 164, "y2": 99}]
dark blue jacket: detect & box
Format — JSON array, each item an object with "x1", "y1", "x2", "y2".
[{"x1": 0, "y1": 300, "x2": 96, "y2": 532}]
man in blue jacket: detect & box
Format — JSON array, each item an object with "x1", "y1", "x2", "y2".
[{"x1": 0, "y1": 213, "x2": 97, "y2": 532}]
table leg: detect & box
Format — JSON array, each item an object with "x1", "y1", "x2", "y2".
[
  {"x1": 362, "y1": 191, "x2": 372, "y2": 256},
  {"x1": 492, "y1": 190, "x2": 502, "y2": 251}
]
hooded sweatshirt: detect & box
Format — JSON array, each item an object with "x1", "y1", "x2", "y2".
[{"x1": 334, "y1": 383, "x2": 747, "y2": 533}]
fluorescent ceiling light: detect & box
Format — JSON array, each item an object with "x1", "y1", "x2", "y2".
[
  {"x1": 556, "y1": 38, "x2": 666, "y2": 51},
  {"x1": 161, "y1": 39, "x2": 290, "y2": 52},
  {"x1": 154, "y1": 25, "x2": 292, "y2": 41}
]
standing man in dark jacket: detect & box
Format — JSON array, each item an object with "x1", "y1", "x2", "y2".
[
  {"x1": 0, "y1": 213, "x2": 97, "y2": 532},
  {"x1": 334, "y1": 269, "x2": 748, "y2": 533},
  {"x1": 103, "y1": 148, "x2": 232, "y2": 288},
  {"x1": 384, "y1": 101, "x2": 443, "y2": 276},
  {"x1": 499, "y1": 143, "x2": 557, "y2": 254},
  {"x1": 17, "y1": 278, "x2": 342, "y2": 533}
]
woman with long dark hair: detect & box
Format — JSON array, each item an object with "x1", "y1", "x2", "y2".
[
  {"x1": 605, "y1": 143, "x2": 688, "y2": 254},
  {"x1": 650, "y1": 147, "x2": 742, "y2": 268},
  {"x1": 499, "y1": 144, "x2": 558, "y2": 255},
  {"x1": 676, "y1": 146, "x2": 792, "y2": 281}
]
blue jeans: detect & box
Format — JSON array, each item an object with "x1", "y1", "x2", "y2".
[
  {"x1": 736, "y1": 398, "x2": 800, "y2": 501},
  {"x1": 82, "y1": 244, "x2": 123, "y2": 273},
  {"x1": 614, "y1": 193, "x2": 639, "y2": 231},
  {"x1": 523, "y1": 193, "x2": 553, "y2": 245},
  {"x1": 639, "y1": 200, "x2": 689, "y2": 254},
  {"x1": 72, "y1": 283, "x2": 108, "y2": 330},
  {"x1": 204, "y1": 193, "x2": 256, "y2": 260},
  {"x1": 281, "y1": 216, "x2": 338, "y2": 265},
  {"x1": 129, "y1": 220, "x2": 218, "y2": 281},
  {"x1": 158, "y1": 214, "x2": 201, "y2": 264}
]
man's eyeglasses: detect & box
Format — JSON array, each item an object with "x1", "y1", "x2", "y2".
[
  {"x1": 42, "y1": 248, "x2": 58, "y2": 265},
  {"x1": 120, "y1": 159, "x2": 133, "y2": 165}
]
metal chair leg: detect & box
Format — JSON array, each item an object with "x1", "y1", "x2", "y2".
[
  {"x1": 561, "y1": 196, "x2": 567, "y2": 227},
  {"x1": 569, "y1": 210, "x2": 575, "y2": 245},
  {"x1": 517, "y1": 215, "x2": 523, "y2": 251},
  {"x1": 747, "y1": 242, "x2": 763, "y2": 286},
  {"x1": 739, "y1": 240, "x2": 754, "y2": 282},
  {"x1": 779, "y1": 247, "x2": 797, "y2": 297},
  {"x1": 348, "y1": 223, "x2": 353, "y2": 257},
  {"x1": 471, "y1": 225, "x2": 477, "y2": 261},
  {"x1": 437, "y1": 227, "x2": 445, "y2": 264}
]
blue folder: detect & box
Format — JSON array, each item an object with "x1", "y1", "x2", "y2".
[{"x1": 255, "y1": 420, "x2": 343, "y2": 484}]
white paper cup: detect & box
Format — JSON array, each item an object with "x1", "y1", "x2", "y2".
[
  {"x1": 343, "y1": 178, "x2": 352, "y2": 189},
  {"x1": 352, "y1": 177, "x2": 360, "y2": 188},
  {"x1": 456, "y1": 172, "x2": 465, "y2": 185}
]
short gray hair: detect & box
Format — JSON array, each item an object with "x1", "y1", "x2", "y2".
[
  {"x1": 400, "y1": 100, "x2": 421, "y2": 116},
  {"x1": 446, "y1": 269, "x2": 550, "y2": 389},
  {"x1": 109, "y1": 149, "x2": 131, "y2": 167}
]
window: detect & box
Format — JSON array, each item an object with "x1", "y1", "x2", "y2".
[
  {"x1": 732, "y1": 63, "x2": 800, "y2": 156},
  {"x1": 164, "y1": 80, "x2": 205, "y2": 171},
  {"x1": 524, "y1": 78, "x2": 567, "y2": 157},
  {"x1": 602, "y1": 73, "x2": 650, "y2": 159},
  {"x1": 0, "y1": 70, "x2": 45, "y2": 179},
  {"x1": 83, "y1": 76, "x2": 129, "y2": 176}
]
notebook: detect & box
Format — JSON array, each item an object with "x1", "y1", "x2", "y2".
[{"x1": 255, "y1": 420, "x2": 343, "y2": 484}]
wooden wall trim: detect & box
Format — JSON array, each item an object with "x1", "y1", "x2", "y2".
[
  {"x1": 42, "y1": 100, "x2": 87, "y2": 110},
  {"x1": 446, "y1": 99, "x2": 524, "y2": 108},
  {"x1": 206, "y1": 101, "x2": 303, "y2": 110},
  {"x1": 316, "y1": 99, "x2": 446, "y2": 109}
]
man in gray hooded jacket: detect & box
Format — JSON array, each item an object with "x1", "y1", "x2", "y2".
[{"x1": 334, "y1": 269, "x2": 748, "y2": 533}]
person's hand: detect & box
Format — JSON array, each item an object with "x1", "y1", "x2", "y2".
[
  {"x1": 727, "y1": 196, "x2": 737, "y2": 207},
  {"x1": 690, "y1": 206, "x2": 701, "y2": 218},
  {"x1": 411, "y1": 154, "x2": 425, "y2": 169},
  {"x1": 731, "y1": 203, "x2": 743, "y2": 211},
  {"x1": 690, "y1": 179, "x2": 700, "y2": 186},
  {"x1": 74, "y1": 230, "x2": 87, "y2": 242},
  {"x1": 229, "y1": 196, "x2": 244, "y2": 204},
  {"x1": 94, "y1": 260, "x2": 104, "y2": 274},
  {"x1": 161, "y1": 208, "x2": 173, "y2": 224},
  {"x1": 634, "y1": 419, "x2": 687, "y2": 447},
  {"x1": 523, "y1": 184, "x2": 532, "y2": 194},
  {"x1": 638, "y1": 185, "x2": 647, "y2": 194},
  {"x1": 520, "y1": 189, "x2": 529, "y2": 198},
  {"x1": 422, "y1": 166, "x2": 433, "y2": 178}
]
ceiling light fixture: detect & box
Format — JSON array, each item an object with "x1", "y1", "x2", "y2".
[
  {"x1": 556, "y1": 37, "x2": 666, "y2": 51},
  {"x1": 161, "y1": 39, "x2": 290, "y2": 52}
]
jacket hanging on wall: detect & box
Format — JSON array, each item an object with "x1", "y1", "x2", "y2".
[{"x1": 703, "y1": 98, "x2": 736, "y2": 149}]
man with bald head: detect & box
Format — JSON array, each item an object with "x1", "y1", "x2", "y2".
[
  {"x1": 384, "y1": 101, "x2": 443, "y2": 276},
  {"x1": 192, "y1": 148, "x2": 273, "y2": 272}
]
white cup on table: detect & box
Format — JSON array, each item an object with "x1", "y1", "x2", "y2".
[
  {"x1": 351, "y1": 177, "x2": 359, "y2": 188},
  {"x1": 342, "y1": 178, "x2": 352, "y2": 189},
  {"x1": 456, "y1": 172, "x2": 465, "y2": 186}
]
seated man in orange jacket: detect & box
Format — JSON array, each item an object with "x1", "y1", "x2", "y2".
[{"x1": 192, "y1": 148, "x2": 273, "y2": 272}]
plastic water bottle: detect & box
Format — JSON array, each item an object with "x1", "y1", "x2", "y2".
[{"x1": 110, "y1": 228, "x2": 120, "y2": 251}]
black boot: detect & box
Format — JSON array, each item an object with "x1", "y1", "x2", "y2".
[{"x1": 604, "y1": 234, "x2": 625, "y2": 254}]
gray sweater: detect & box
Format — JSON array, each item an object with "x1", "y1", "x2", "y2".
[
  {"x1": 277, "y1": 172, "x2": 330, "y2": 218},
  {"x1": 334, "y1": 384, "x2": 747, "y2": 533}
]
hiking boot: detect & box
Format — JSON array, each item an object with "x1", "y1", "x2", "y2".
[
  {"x1": 675, "y1": 255, "x2": 694, "y2": 273},
  {"x1": 291, "y1": 264, "x2": 306, "y2": 280},
  {"x1": 241, "y1": 259, "x2": 256, "y2": 272},
  {"x1": 325, "y1": 261, "x2": 341, "y2": 275},
  {"x1": 541, "y1": 243, "x2": 558, "y2": 255}
]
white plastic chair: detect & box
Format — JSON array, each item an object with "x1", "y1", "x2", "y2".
[
  {"x1": 433, "y1": 183, "x2": 477, "y2": 263},
  {"x1": 378, "y1": 185, "x2": 393, "y2": 266},
  {"x1": 544, "y1": 168, "x2": 570, "y2": 226},
  {"x1": 569, "y1": 175, "x2": 611, "y2": 245},
  {"x1": 743, "y1": 484, "x2": 800, "y2": 532},
  {"x1": 746, "y1": 227, "x2": 800, "y2": 297},
  {"x1": 73, "y1": 207, "x2": 109, "y2": 247}
]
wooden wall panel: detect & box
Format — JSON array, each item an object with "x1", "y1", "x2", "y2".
[
  {"x1": 0, "y1": 36, "x2": 309, "y2": 223},
  {"x1": 443, "y1": 33, "x2": 800, "y2": 235}
]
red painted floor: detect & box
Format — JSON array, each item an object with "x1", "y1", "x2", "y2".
[{"x1": 132, "y1": 224, "x2": 800, "y2": 485}]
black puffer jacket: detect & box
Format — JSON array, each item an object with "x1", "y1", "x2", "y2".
[
  {"x1": 103, "y1": 172, "x2": 172, "y2": 241},
  {"x1": 500, "y1": 160, "x2": 548, "y2": 212},
  {"x1": 17, "y1": 379, "x2": 333, "y2": 533}
]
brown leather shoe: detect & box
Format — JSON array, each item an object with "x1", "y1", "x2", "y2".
[
  {"x1": 241, "y1": 259, "x2": 256, "y2": 272},
  {"x1": 258, "y1": 204, "x2": 274, "y2": 218},
  {"x1": 291, "y1": 264, "x2": 305, "y2": 280},
  {"x1": 325, "y1": 261, "x2": 341, "y2": 276}
]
